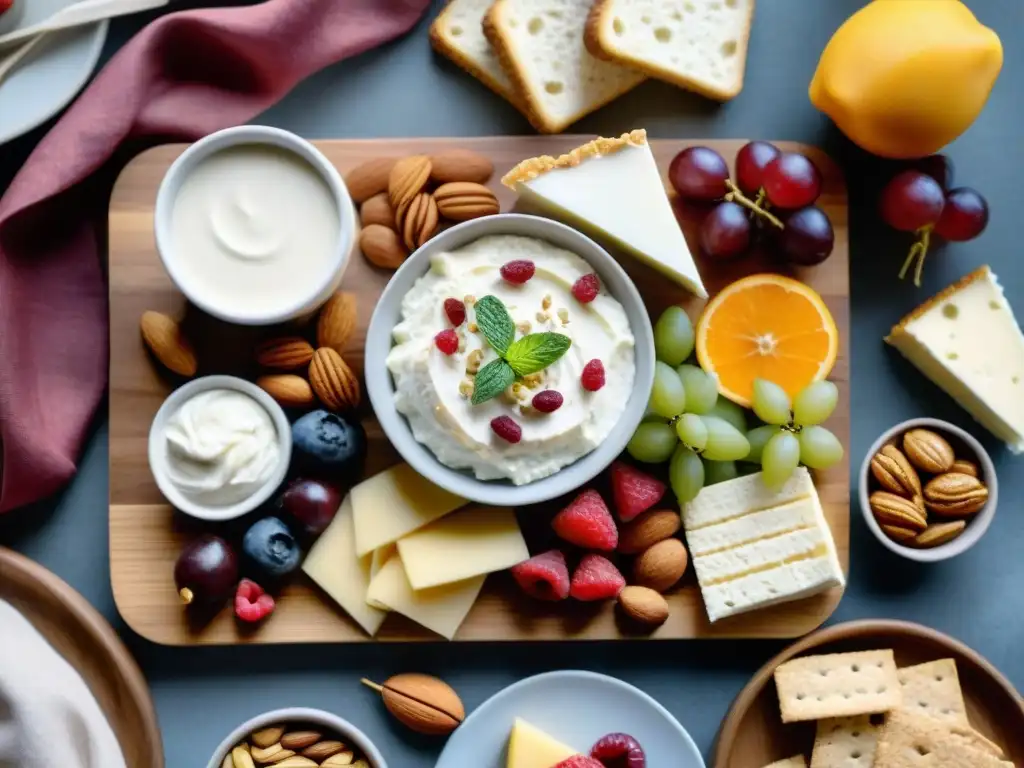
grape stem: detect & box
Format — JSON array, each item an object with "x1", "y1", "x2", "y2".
[
  {"x1": 724, "y1": 180, "x2": 785, "y2": 229},
  {"x1": 897, "y1": 227, "x2": 932, "y2": 287}
]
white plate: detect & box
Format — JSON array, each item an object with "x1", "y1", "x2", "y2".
[
  {"x1": 0, "y1": 0, "x2": 107, "y2": 145},
  {"x1": 435, "y1": 670, "x2": 706, "y2": 768}
]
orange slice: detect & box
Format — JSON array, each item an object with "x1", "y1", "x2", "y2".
[{"x1": 696, "y1": 274, "x2": 839, "y2": 407}]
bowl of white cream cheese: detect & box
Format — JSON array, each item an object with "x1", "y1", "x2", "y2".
[
  {"x1": 154, "y1": 125, "x2": 356, "y2": 325},
  {"x1": 366, "y1": 213, "x2": 655, "y2": 506},
  {"x1": 148, "y1": 375, "x2": 292, "y2": 521}
]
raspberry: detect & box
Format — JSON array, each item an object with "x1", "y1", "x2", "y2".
[
  {"x1": 572, "y1": 273, "x2": 600, "y2": 303},
  {"x1": 490, "y1": 415, "x2": 522, "y2": 443},
  {"x1": 532, "y1": 390, "x2": 564, "y2": 413},
  {"x1": 552, "y1": 489, "x2": 618, "y2": 550},
  {"x1": 570, "y1": 554, "x2": 625, "y2": 601},
  {"x1": 443, "y1": 297, "x2": 466, "y2": 326},
  {"x1": 500, "y1": 259, "x2": 536, "y2": 284},
  {"x1": 591, "y1": 732, "x2": 646, "y2": 768},
  {"x1": 581, "y1": 359, "x2": 606, "y2": 391},
  {"x1": 234, "y1": 579, "x2": 275, "y2": 623},
  {"x1": 511, "y1": 550, "x2": 570, "y2": 601},
  {"x1": 554, "y1": 758, "x2": 604, "y2": 768},
  {"x1": 610, "y1": 462, "x2": 666, "y2": 522},
  {"x1": 434, "y1": 328, "x2": 459, "y2": 355}
]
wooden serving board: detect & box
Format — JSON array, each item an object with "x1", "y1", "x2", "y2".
[{"x1": 109, "y1": 136, "x2": 850, "y2": 645}]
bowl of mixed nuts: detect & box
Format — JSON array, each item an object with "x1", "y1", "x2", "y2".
[
  {"x1": 206, "y1": 707, "x2": 387, "y2": 768},
  {"x1": 859, "y1": 417, "x2": 997, "y2": 562}
]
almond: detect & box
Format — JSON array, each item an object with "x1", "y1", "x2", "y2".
[
  {"x1": 923, "y1": 472, "x2": 988, "y2": 517},
  {"x1": 617, "y1": 586, "x2": 669, "y2": 628},
  {"x1": 269, "y1": 758, "x2": 316, "y2": 768},
  {"x1": 317, "y1": 291, "x2": 358, "y2": 353},
  {"x1": 255, "y1": 336, "x2": 315, "y2": 370},
  {"x1": 870, "y1": 444, "x2": 921, "y2": 497},
  {"x1": 433, "y1": 181, "x2": 500, "y2": 221},
  {"x1": 397, "y1": 192, "x2": 439, "y2": 250},
  {"x1": 951, "y1": 458, "x2": 979, "y2": 477},
  {"x1": 903, "y1": 428, "x2": 955, "y2": 474},
  {"x1": 360, "y1": 192, "x2": 395, "y2": 229},
  {"x1": 633, "y1": 539, "x2": 688, "y2": 593},
  {"x1": 913, "y1": 520, "x2": 967, "y2": 548},
  {"x1": 301, "y1": 741, "x2": 344, "y2": 761},
  {"x1": 360, "y1": 224, "x2": 408, "y2": 270},
  {"x1": 345, "y1": 157, "x2": 397, "y2": 203},
  {"x1": 362, "y1": 674, "x2": 464, "y2": 736},
  {"x1": 389, "y1": 155, "x2": 431, "y2": 210},
  {"x1": 140, "y1": 311, "x2": 197, "y2": 376},
  {"x1": 869, "y1": 490, "x2": 927, "y2": 531},
  {"x1": 429, "y1": 149, "x2": 494, "y2": 184},
  {"x1": 309, "y1": 348, "x2": 360, "y2": 411},
  {"x1": 881, "y1": 524, "x2": 919, "y2": 543},
  {"x1": 231, "y1": 747, "x2": 256, "y2": 768},
  {"x1": 250, "y1": 743, "x2": 289, "y2": 762},
  {"x1": 321, "y1": 755, "x2": 357, "y2": 768},
  {"x1": 257, "y1": 374, "x2": 315, "y2": 409},
  {"x1": 279, "y1": 732, "x2": 321, "y2": 751},
  {"x1": 618, "y1": 509, "x2": 681, "y2": 555},
  {"x1": 251, "y1": 727, "x2": 285, "y2": 749}
]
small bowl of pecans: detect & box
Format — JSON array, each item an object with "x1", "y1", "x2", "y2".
[
  {"x1": 859, "y1": 417, "x2": 997, "y2": 562},
  {"x1": 206, "y1": 707, "x2": 387, "y2": 768}
]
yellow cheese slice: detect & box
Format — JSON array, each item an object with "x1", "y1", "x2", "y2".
[
  {"x1": 507, "y1": 718, "x2": 578, "y2": 768},
  {"x1": 366, "y1": 544, "x2": 397, "y2": 611}
]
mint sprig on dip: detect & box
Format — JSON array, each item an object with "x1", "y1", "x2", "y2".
[{"x1": 471, "y1": 295, "x2": 571, "y2": 405}]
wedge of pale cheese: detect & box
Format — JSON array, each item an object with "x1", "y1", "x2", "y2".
[{"x1": 507, "y1": 718, "x2": 578, "y2": 768}]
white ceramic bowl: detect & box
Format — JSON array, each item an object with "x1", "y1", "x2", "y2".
[
  {"x1": 859, "y1": 417, "x2": 997, "y2": 562},
  {"x1": 154, "y1": 125, "x2": 356, "y2": 325},
  {"x1": 365, "y1": 213, "x2": 656, "y2": 506},
  {"x1": 148, "y1": 375, "x2": 292, "y2": 522},
  {"x1": 205, "y1": 707, "x2": 388, "y2": 768}
]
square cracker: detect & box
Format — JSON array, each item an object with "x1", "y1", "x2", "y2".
[
  {"x1": 764, "y1": 757, "x2": 808, "y2": 768},
  {"x1": 774, "y1": 650, "x2": 902, "y2": 723},
  {"x1": 811, "y1": 715, "x2": 882, "y2": 768},
  {"x1": 874, "y1": 710, "x2": 1012, "y2": 768}
]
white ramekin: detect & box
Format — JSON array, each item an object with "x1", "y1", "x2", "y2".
[{"x1": 154, "y1": 125, "x2": 356, "y2": 325}]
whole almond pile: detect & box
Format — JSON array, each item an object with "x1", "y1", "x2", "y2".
[
  {"x1": 345, "y1": 149, "x2": 500, "y2": 270},
  {"x1": 224, "y1": 722, "x2": 370, "y2": 768},
  {"x1": 868, "y1": 427, "x2": 988, "y2": 548}
]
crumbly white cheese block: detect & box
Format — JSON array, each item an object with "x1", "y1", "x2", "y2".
[
  {"x1": 683, "y1": 466, "x2": 814, "y2": 530},
  {"x1": 702, "y1": 557, "x2": 844, "y2": 623},
  {"x1": 691, "y1": 526, "x2": 830, "y2": 587},
  {"x1": 685, "y1": 497, "x2": 821, "y2": 557}
]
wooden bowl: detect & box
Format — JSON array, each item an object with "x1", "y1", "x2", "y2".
[
  {"x1": 0, "y1": 547, "x2": 163, "y2": 767},
  {"x1": 713, "y1": 619, "x2": 1023, "y2": 768}
]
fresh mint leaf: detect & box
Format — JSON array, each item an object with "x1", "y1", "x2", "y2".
[
  {"x1": 473, "y1": 295, "x2": 515, "y2": 356},
  {"x1": 505, "y1": 333, "x2": 572, "y2": 377},
  {"x1": 471, "y1": 358, "x2": 515, "y2": 405}
]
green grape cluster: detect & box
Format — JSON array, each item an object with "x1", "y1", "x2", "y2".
[{"x1": 747, "y1": 378, "x2": 844, "y2": 489}]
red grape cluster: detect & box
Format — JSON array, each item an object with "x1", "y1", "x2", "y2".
[
  {"x1": 879, "y1": 158, "x2": 989, "y2": 286},
  {"x1": 668, "y1": 141, "x2": 835, "y2": 266}
]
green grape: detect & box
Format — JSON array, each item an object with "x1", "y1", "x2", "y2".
[
  {"x1": 746, "y1": 424, "x2": 782, "y2": 464},
  {"x1": 752, "y1": 379, "x2": 792, "y2": 425},
  {"x1": 675, "y1": 413, "x2": 708, "y2": 451},
  {"x1": 798, "y1": 425, "x2": 844, "y2": 469},
  {"x1": 649, "y1": 361, "x2": 687, "y2": 418},
  {"x1": 793, "y1": 380, "x2": 839, "y2": 426},
  {"x1": 704, "y1": 459, "x2": 739, "y2": 486},
  {"x1": 676, "y1": 365, "x2": 718, "y2": 414},
  {"x1": 706, "y1": 396, "x2": 748, "y2": 433},
  {"x1": 701, "y1": 416, "x2": 751, "y2": 461},
  {"x1": 761, "y1": 431, "x2": 801, "y2": 489},
  {"x1": 627, "y1": 422, "x2": 678, "y2": 463},
  {"x1": 654, "y1": 306, "x2": 695, "y2": 365},
  {"x1": 670, "y1": 445, "x2": 705, "y2": 503}
]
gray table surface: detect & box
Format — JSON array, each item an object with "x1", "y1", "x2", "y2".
[{"x1": 1, "y1": 1, "x2": 1022, "y2": 766}]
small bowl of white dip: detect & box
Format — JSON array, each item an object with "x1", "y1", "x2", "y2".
[
  {"x1": 148, "y1": 375, "x2": 292, "y2": 522},
  {"x1": 154, "y1": 125, "x2": 356, "y2": 325},
  {"x1": 366, "y1": 213, "x2": 655, "y2": 506}
]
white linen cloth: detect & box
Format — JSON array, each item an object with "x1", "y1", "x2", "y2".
[{"x1": 0, "y1": 599, "x2": 126, "y2": 768}]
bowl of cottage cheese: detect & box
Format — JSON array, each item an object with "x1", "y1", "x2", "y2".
[{"x1": 366, "y1": 214, "x2": 655, "y2": 506}]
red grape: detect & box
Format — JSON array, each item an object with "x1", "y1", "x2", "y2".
[
  {"x1": 780, "y1": 206, "x2": 834, "y2": 265},
  {"x1": 880, "y1": 170, "x2": 945, "y2": 232},
  {"x1": 278, "y1": 478, "x2": 342, "y2": 536},
  {"x1": 669, "y1": 146, "x2": 730, "y2": 202},
  {"x1": 762, "y1": 152, "x2": 822, "y2": 209},
  {"x1": 934, "y1": 187, "x2": 988, "y2": 241},
  {"x1": 735, "y1": 141, "x2": 781, "y2": 196},
  {"x1": 700, "y1": 202, "x2": 751, "y2": 259}
]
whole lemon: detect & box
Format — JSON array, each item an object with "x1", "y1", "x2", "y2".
[{"x1": 810, "y1": 0, "x2": 1002, "y2": 159}]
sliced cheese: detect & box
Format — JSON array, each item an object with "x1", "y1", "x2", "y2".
[
  {"x1": 367, "y1": 544, "x2": 397, "y2": 610},
  {"x1": 397, "y1": 506, "x2": 529, "y2": 590},
  {"x1": 507, "y1": 718, "x2": 578, "y2": 768},
  {"x1": 683, "y1": 467, "x2": 814, "y2": 530},
  {"x1": 365, "y1": 554, "x2": 484, "y2": 640},
  {"x1": 685, "y1": 497, "x2": 822, "y2": 557},
  {"x1": 351, "y1": 463, "x2": 466, "y2": 556},
  {"x1": 692, "y1": 527, "x2": 829, "y2": 586},
  {"x1": 702, "y1": 557, "x2": 845, "y2": 623},
  {"x1": 302, "y1": 495, "x2": 388, "y2": 636}
]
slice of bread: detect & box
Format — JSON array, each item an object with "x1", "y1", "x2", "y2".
[
  {"x1": 483, "y1": 0, "x2": 646, "y2": 134},
  {"x1": 430, "y1": 0, "x2": 520, "y2": 106},
  {"x1": 585, "y1": 0, "x2": 755, "y2": 101}
]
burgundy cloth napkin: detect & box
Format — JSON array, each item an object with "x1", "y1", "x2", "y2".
[{"x1": 0, "y1": 0, "x2": 432, "y2": 512}]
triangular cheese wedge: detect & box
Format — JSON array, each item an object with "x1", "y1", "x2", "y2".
[
  {"x1": 502, "y1": 129, "x2": 707, "y2": 298},
  {"x1": 507, "y1": 718, "x2": 578, "y2": 768}
]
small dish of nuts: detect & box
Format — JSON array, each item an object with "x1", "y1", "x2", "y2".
[
  {"x1": 206, "y1": 707, "x2": 387, "y2": 768},
  {"x1": 859, "y1": 417, "x2": 998, "y2": 562}
]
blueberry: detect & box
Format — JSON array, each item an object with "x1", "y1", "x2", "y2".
[
  {"x1": 242, "y1": 517, "x2": 301, "y2": 580},
  {"x1": 291, "y1": 410, "x2": 365, "y2": 478}
]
